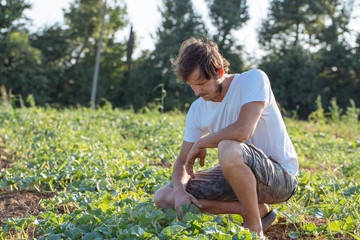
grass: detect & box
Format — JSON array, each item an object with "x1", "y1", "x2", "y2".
[{"x1": 0, "y1": 102, "x2": 359, "y2": 239}]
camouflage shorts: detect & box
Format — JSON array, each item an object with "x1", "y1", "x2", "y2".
[{"x1": 169, "y1": 143, "x2": 297, "y2": 204}]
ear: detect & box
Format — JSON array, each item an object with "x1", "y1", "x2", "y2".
[{"x1": 218, "y1": 68, "x2": 224, "y2": 78}]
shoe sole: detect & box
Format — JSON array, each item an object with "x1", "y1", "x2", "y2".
[{"x1": 262, "y1": 209, "x2": 278, "y2": 230}]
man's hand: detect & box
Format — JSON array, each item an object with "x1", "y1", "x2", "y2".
[
  {"x1": 185, "y1": 142, "x2": 206, "y2": 178},
  {"x1": 173, "y1": 189, "x2": 202, "y2": 219}
]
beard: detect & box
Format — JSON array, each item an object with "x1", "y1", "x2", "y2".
[
  {"x1": 200, "y1": 81, "x2": 223, "y2": 101},
  {"x1": 217, "y1": 82, "x2": 223, "y2": 93}
]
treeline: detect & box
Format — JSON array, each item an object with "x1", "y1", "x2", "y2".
[{"x1": 1, "y1": 0, "x2": 359, "y2": 118}]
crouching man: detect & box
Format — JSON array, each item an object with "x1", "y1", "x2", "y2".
[{"x1": 154, "y1": 37, "x2": 298, "y2": 238}]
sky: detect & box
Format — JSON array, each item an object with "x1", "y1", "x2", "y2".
[{"x1": 24, "y1": 0, "x2": 360, "y2": 60}]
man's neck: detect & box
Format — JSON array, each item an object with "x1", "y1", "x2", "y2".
[{"x1": 213, "y1": 74, "x2": 235, "y2": 102}]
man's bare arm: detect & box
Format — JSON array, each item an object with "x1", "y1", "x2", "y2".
[
  {"x1": 172, "y1": 141, "x2": 194, "y2": 192},
  {"x1": 172, "y1": 141, "x2": 203, "y2": 213},
  {"x1": 185, "y1": 101, "x2": 265, "y2": 177},
  {"x1": 200, "y1": 101, "x2": 265, "y2": 146}
]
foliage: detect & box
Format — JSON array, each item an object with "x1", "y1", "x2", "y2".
[
  {"x1": 260, "y1": 45, "x2": 321, "y2": 117},
  {"x1": 0, "y1": 0, "x2": 51, "y2": 105},
  {"x1": 29, "y1": 25, "x2": 72, "y2": 104},
  {"x1": 118, "y1": 50, "x2": 163, "y2": 111},
  {"x1": 289, "y1": 96, "x2": 360, "y2": 141},
  {"x1": 51, "y1": 0, "x2": 128, "y2": 105},
  {"x1": 0, "y1": 105, "x2": 359, "y2": 239},
  {"x1": 1, "y1": 31, "x2": 52, "y2": 105},
  {"x1": 150, "y1": 0, "x2": 208, "y2": 111},
  {"x1": 317, "y1": 40, "x2": 360, "y2": 111},
  {"x1": 0, "y1": 0, "x2": 359, "y2": 117},
  {"x1": 258, "y1": 0, "x2": 359, "y2": 118},
  {"x1": 205, "y1": 0, "x2": 249, "y2": 73},
  {"x1": 1, "y1": 0, "x2": 128, "y2": 107},
  {"x1": 258, "y1": 0, "x2": 353, "y2": 50},
  {"x1": 0, "y1": 0, "x2": 29, "y2": 32},
  {"x1": 259, "y1": 0, "x2": 314, "y2": 50}
]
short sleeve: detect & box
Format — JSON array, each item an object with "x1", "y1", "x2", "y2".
[
  {"x1": 240, "y1": 69, "x2": 271, "y2": 107},
  {"x1": 183, "y1": 103, "x2": 204, "y2": 142}
]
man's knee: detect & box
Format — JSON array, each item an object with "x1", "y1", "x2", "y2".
[
  {"x1": 218, "y1": 140, "x2": 246, "y2": 169},
  {"x1": 154, "y1": 185, "x2": 173, "y2": 209}
]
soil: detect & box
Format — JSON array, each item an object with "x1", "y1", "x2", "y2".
[
  {"x1": 265, "y1": 216, "x2": 328, "y2": 240},
  {"x1": 265, "y1": 216, "x2": 301, "y2": 239},
  {"x1": 0, "y1": 138, "x2": 54, "y2": 238},
  {"x1": 0, "y1": 190, "x2": 54, "y2": 225}
]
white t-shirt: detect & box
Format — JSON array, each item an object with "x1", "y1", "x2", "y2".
[{"x1": 184, "y1": 69, "x2": 298, "y2": 176}]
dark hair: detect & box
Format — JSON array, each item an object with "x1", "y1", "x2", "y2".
[{"x1": 173, "y1": 37, "x2": 230, "y2": 83}]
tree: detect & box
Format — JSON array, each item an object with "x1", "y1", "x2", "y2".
[
  {"x1": 313, "y1": 0, "x2": 357, "y2": 111},
  {"x1": 309, "y1": 0, "x2": 353, "y2": 47},
  {"x1": 119, "y1": 50, "x2": 163, "y2": 111},
  {"x1": 317, "y1": 40, "x2": 359, "y2": 110},
  {"x1": 260, "y1": 46, "x2": 321, "y2": 117},
  {"x1": 0, "y1": 0, "x2": 29, "y2": 33},
  {"x1": 0, "y1": 0, "x2": 52, "y2": 105},
  {"x1": 30, "y1": 25, "x2": 72, "y2": 104},
  {"x1": 148, "y1": 0, "x2": 208, "y2": 110},
  {"x1": 352, "y1": 34, "x2": 360, "y2": 106},
  {"x1": 30, "y1": 0, "x2": 128, "y2": 106},
  {"x1": 205, "y1": 0, "x2": 249, "y2": 72},
  {"x1": 259, "y1": 0, "x2": 316, "y2": 51},
  {"x1": 259, "y1": 0, "x2": 353, "y2": 51},
  {"x1": 57, "y1": 0, "x2": 128, "y2": 106},
  {"x1": 353, "y1": 34, "x2": 360, "y2": 82},
  {"x1": 1, "y1": 0, "x2": 129, "y2": 107},
  {"x1": 258, "y1": 0, "x2": 356, "y2": 117}
]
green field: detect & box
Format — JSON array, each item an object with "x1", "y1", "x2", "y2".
[{"x1": 0, "y1": 104, "x2": 359, "y2": 239}]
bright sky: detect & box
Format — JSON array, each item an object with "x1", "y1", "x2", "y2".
[{"x1": 24, "y1": 0, "x2": 360, "y2": 61}]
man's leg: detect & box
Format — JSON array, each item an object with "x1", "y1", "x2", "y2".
[
  {"x1": 155, "y1": 142, "x2": 296, "y2": 236},
  {"x1": 217, "y1": 140, "x2": 263, "y2": 235},
  {"x1": 198, "y1": 199, "x2": 269, "y2": 217},
  {"x1": 154, "y1": 185, "x2": 269, "y2": 218}
]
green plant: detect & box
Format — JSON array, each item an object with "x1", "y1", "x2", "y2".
[{"x1": 0, "y1": 106, "x2": 359, "y2": 239}]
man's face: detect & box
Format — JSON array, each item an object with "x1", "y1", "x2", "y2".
[{"x1": 187, "y1": 68, "x2": 222, "y2": 102}]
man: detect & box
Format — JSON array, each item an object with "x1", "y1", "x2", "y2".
[{"x1": 154, "y1": 38, "x2": 298, "y2": 237}]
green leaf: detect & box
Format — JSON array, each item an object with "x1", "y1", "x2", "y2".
[
  {"x1": 204, "y1": 226, "x2": 218, "y2": 234},
  {"x1": 182, "y1": 235, "x2": 208, "y2": 240},
  {"x1": 345, "y1": 215, "x2": 355, "y2": 225},
  {"x1": 79, "y1": 225, "x2": 92, "y2": 234},
  {"x1": 160, "y1": 225, "x2": 185, "y2": 236},
  {"x1": 211, "y1": 232, "x2": 232, "y2": 240},
  {"x1": 1, "y1": 178, "x2": 8, "y2": 189},
  {"x1": 182, "y1": 212, "x2": 200, "y2": 224},
  {"x1": 64, "y1": 228, "x2": 83, "y2": 239},
  {"x1": 89, "y1": 208, "x2": 103, "y2": 216},
  {"x1": 82, "y1": 231, "x2": 103, "y2": 240},
  {"x1": 48, "y1": 234, "x2": 62, "y2": 240},
  {"x1": 57, "y1": 159, "x2": 70, "y2": 172},
  {"x1": 76, "y1": 215, "x2": 94, "y2": 225},
  {"x1": 148, "y1": 209, "x2": 164, "y2": 221},
  {"x1": 164, "y1": 209, "x2": 178, "y2": 221},
  {"x1": 98, "y1": 226, "x2": 112, "y2": 235},
  {"x1": 328, "y1": 220, "x2": 342, "y2": 232},
  {"x1": 343, "y1": 223, "x2": 354, "y2": 231},
  {"x1": 229, "y1": 214, "x2": 243, "y2": 225},
  {"x1": 232, "y1": 232, "x2": 252, "y2": 240},
  {"x1": 180, "y1": 203, "x2": 201, "y2": 214},
  {"x1": 130, "y1": 225, "x2": 146, "y2": 236},
  {"x1": 303, "y1": 223, "x2": 317, "y2": 232}
]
